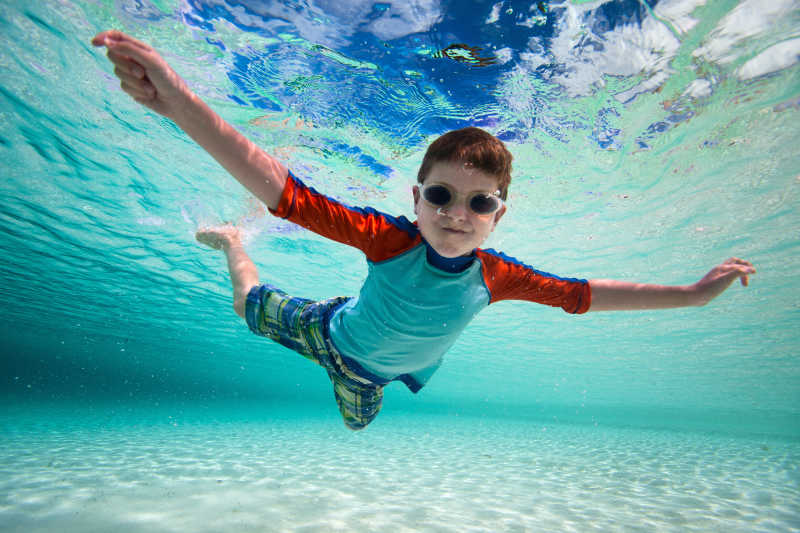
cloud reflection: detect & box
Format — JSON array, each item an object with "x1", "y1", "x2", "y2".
[
  {"x1": 515, "y1": 0, "x2": 797, "y2": 102},
  {"x1": 184, "y1": 0, "x2": 442, "y2": 47}
]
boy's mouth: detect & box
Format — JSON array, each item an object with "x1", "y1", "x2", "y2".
[{"x1": 441, "y1": 226, "x2": 468, "y2": 234}]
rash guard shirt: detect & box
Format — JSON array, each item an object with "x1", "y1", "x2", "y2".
[{"x1": 270, "y1": 172, "x2": 591, "y2": 393}]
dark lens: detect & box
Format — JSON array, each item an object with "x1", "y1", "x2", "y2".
[
  {"x1": 470, "y1": 193, "x2": 500, "y2": 214},
  {"x1": 423, "y1": 185, "x2": 452, "y2": 207}
]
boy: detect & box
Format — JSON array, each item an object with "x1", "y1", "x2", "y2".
[{"x1": 93, "y1": 31, "x2": 755, "y2": 430}]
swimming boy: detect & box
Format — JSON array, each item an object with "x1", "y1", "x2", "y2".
[{"x1": 93, "y1": 31, "x2": 755, "y2": 430}]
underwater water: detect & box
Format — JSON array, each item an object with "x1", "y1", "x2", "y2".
[{"x1": 1, "y1": 0, "x2": 799, "y2": 531}]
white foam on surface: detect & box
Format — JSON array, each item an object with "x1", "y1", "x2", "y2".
[{"x1": 1, "y1": 407, "x2": 798, "y2": 532}]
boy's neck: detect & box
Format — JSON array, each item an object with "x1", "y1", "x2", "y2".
[{"x1": 424, "y1": 241, "x2": 475, "y2": 273}]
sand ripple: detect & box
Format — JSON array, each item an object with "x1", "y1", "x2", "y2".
[{"x1": 1, "y1": 408, "x2": 798, "y2": 532}]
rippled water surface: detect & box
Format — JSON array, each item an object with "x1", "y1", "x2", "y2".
[{"x1": 1, "y1": 0, "x2": 799, "y2": 531}]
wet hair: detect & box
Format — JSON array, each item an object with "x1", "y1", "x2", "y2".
[{"x1": 417, "y1": 127, "x2": 513, "y2": 200}]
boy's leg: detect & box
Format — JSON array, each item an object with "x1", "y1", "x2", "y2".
[
  {"x1": 328, "y1": 371, "x2": 384, "y2": 431},
  {"x1": 197, "y1": 229, "x2": 383, "y2": 430},
  {"x1": 196, "y1": 225, "x2": 258, "y2": 318}
]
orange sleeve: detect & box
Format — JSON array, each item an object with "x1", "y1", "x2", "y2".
[
  {"x1": 269, "y1": 172, "x2": 421, "y2": 263},
  {"x1": 476, "y1": 249, "x2": 591, "y2": 314}
]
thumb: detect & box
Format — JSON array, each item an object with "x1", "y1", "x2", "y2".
[
  {"x1": 92, "y1": 31, "x2": 158, "y2": 67},
  {"x1": 92, "y1": 30, "x2": 123, "y2": 47}
]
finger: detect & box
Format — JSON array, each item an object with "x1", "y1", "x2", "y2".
[
  {"x1": 728, "y1": 265, "x2": 756, "y2": 278},
  {"x1": 120, "y1": 80, "x2": 154, "y2": 101},
  {"x1": 120, "y1": 81, "x2": 149, "y2": 100},
  {"x1": 104, "y1": 40, "x2": 160, "y2": 71},
  {"x1": 106, "y1": 49, "x2": 145, "y2": 78},
  {"x1": 92, "y1": 30, "x2": 153, "y2": 53},
  {"x1": 132, "y1": 96, "x2": 159, "y2": 111},
  {"x1": 737, "y1": 264, "x2": 756, "y2": 275},
  {"x1": 114, "y1": 66, "x2": 151, "y2": 90},
  {"x1": 727, "y1": 257, "x2": 753, "y2": 268},
  {"x1": 92, "y1": 30, "x2": 117, "y2": 47}
]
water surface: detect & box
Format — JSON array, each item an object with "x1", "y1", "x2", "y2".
[{"x1": 1, "y1": 0, "x2": 799, "y2": 530}]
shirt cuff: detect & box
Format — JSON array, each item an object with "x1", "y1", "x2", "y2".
[{"x1": 268, "y1": 171, "x2": 298, "y2": 219}]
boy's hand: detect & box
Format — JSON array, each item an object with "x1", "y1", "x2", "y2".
[
  {"x1": 691, "y1": 257, "x2": 756, "y2": 305},
  {"x1": 92, "y1": 30, "x2": 191, "y2": 119},
  {"x1": 92, "y1": 30, "x2": 289, "y2": 210}
]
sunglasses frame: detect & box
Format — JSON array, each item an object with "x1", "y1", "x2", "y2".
[{"x1": 420, "y1": 182, "x2": 504, "y2": 216}]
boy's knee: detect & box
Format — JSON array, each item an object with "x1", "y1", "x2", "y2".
[
  {"x1": 343, "y1": 418, "x2": 373, "y2": 431},
  {"x1": 233, "y1": 284, "x2": 258, "y2": 319},
  {"x1": 233, "y1": 297, "x2": 246, "y2": 318},
  {"x1": 339, "y1": 401, "x2": 382, "y2": 431}
]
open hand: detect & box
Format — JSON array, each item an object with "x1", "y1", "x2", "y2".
[
  {"x1": 693, "y1": 257, "x2": 756, "y2": 305},
  {"x1": 92, "y1": 30, "x2": 191, "y2": 119}
]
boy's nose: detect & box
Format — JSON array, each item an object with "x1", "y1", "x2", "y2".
[
  {"x1": 447, "y1": 201, "x2": 468, "y2": 220},
  {"x1": 444, "y1": 202, "x2": 467, "y2": 220}
]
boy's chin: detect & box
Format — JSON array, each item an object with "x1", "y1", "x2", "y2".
[{"x1": 430, "y1": 243, "x2": 472, "y2": 258}]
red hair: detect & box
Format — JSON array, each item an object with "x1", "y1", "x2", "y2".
[{"x1": 417, "y1": 127, "x2": 513, "y2": 199}]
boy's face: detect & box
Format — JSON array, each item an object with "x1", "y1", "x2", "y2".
[{"x1": 413, "y1": 161, "x2": 506, "y2": 258}]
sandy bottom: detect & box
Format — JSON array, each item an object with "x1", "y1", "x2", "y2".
[{"x1": 1, "y1": 406, "x2": 798, "y2": 532}]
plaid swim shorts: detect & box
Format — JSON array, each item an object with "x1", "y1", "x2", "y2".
[{"x1": 245, "y1": 284, "x2": 384, "y2": 431}]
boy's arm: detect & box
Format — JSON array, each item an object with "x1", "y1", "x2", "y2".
[
  {"x1": 92, "y1": 30, "x2": 286, "y2": 210},
  {"x1": 587, "y1": 257, "x2": 755, "y2": 311}
]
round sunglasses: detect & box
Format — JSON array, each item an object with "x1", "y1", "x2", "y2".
[{"x1": 421, "y1": 183, "x2": 504, "y2": 216}]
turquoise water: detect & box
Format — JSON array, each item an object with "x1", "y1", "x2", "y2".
[{"x1": 1, "y1": 0, "x2": 799, "y2": 530}]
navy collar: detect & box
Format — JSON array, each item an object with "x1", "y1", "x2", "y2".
[{"x1": 424, "y1": 241, "x2": 475, "y2": 273}]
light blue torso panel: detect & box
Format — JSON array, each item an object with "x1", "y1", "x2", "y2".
[{"x1": 328, "y1": 243, "x2": 491, "y2": 391}]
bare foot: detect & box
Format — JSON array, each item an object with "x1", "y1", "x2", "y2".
[{"x1": 196, "y1": 224, "x2": 241, "y2": 250}]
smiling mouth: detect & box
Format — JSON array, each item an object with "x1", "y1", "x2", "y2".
[{"x1": 442, "y1": 227, "x2": 468, "y2": 234}]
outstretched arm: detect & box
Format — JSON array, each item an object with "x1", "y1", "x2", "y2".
[
  {"x1": 588, "y1": 257, "x2": 755, "y2": 312},
  {"x1": 92, "y1": 30, "x2": 287, "y2": 210}
]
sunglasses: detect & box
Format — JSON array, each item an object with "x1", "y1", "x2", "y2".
[{"x1": 421, "y1": 183, "x2": 504, "y2": 216}]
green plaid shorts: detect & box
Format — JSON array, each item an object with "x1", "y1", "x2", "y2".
[{"x1": 245, "y1": 284, "x2": 384, "y2": 430}]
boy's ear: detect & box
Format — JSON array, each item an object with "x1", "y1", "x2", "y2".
[
  {"x1": 491, "y1": 204, "x2": 507, "y2": 230},
  {"x1": 412, "y1": 185, "x2": 420, "y2": 215}
]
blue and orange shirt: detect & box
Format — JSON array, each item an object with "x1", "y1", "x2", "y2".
[{"x1": 270, "y1": 172, "x2": 591, "y2": 393}]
